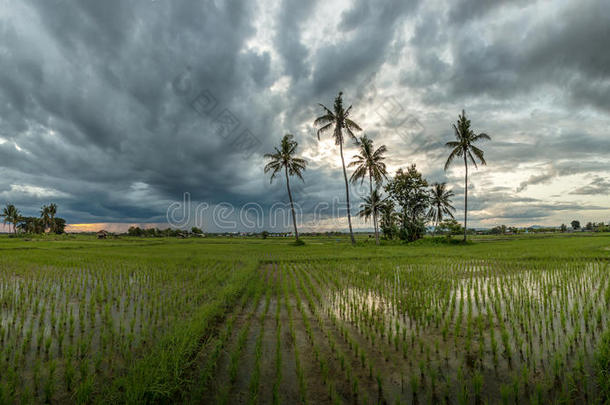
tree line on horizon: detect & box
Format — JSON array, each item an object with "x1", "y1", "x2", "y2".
[
  {"x1": 265, "y1": 91, "x2": 491, "y2": 245},
  {"x1": 1, "y1": 203, "x2": 66, "y2": 235}
]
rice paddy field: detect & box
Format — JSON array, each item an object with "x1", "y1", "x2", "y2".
[{"x1": 0, "y1": 233, "x2": 609, "y2": 404}]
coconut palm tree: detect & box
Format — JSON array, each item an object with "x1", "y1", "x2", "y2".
[
  {"x1": 40, "y1": 205, "x2": 52, "y2": 232},
  {"x1": 264, "y1": 134, "x2": 308, "y2": 242},
  {"x1": 47, "y1": 203, "x2": 57, "y2": 232},
  {"x1": 358, "y1": 189, "x2": 387, "y2": 242},
  {"x1": 349, "y1": 134, "x2": 387, "y2": 245},
  {"x1": 17, "y1": 216, "x2": 44, "y2": 234},
  {"x1": 428, "y1": 182, "x2": 455, "y2": 235},
  {"x1": 444, "y1": 110, "x2": 491, "y2": 241},
  {"x1": 2, "y1": 203, "x2": 21, "y2": 234},
  {"x1": 314, "y1": 92, "x2": 362, "y2": 245}
]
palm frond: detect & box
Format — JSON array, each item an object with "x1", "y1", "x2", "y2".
[
  {"x1": 349, "y1": 166, "x2": 368, "y2": 184},
  {"x1": 344, "y1": 118, "x2": 362, "y2": 132},
  {"x1": 313, "y1": 114, "x2": 334, "y2": 127},
  {"x1": 473, "y1": 132, "x2": 491, "y2": 142},
  {"x1": 452, "y1": 123, "x2": 462, "y2": 141},
  {"x1": 467, "y1": 150, "x2": 478, "y2": 169},
  {"x1": 372, "y1": 144, "x2": 387, "y2": 158},
  {"x1": 470, "y1": 145, "x2": 487, "y2": 166},
  {"x1": 291, "y1": 157, "x2": 307, "y2": 166},
  {"x1": 265, "y1": 134, "x2": 308, "y2": 184},
  {"x1": 318, "y1": 103, "x2": 334, "y2": 116},
  {"x1": 316, "y1": 122, "x2": 333, "y2": 140},
  {"x1": 344, "y1": 105, "x2": 352, "y2": 117},
  {"x1": 444, "y1": 147, "x2": 461, "y2": 171},
  {"x1": 341, "y1": 128, "x2": 354, "y2": 143}
]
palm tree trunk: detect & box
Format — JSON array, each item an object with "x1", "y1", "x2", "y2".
[
  {"x1": 369, "y1": 173, "x2": 379, "y2": 245},
  {"x1": 463, "y1": 154, "x2": 468, "y2": 242},
  {"x1": 340, "y1": 140, "x2": 356, "y2": 245},
  {"x1": 285, "y1": 166, "x2": 299, "y2": 241}
]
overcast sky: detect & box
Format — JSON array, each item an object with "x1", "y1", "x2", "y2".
[{"x1": 0, "y1": 0, "x2": 608, "y2": 232}]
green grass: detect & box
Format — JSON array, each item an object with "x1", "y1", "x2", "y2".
[
  {"x1": 0, "y1": 233, "x2": 608, "y2": 403},
  {"x1": 597, "y1": 329, "x2": 610, "y2": 401}
]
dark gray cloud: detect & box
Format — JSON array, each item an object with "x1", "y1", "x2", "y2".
[
  {"x1": 570, "y1": 176, "x2": 610, "y2": 196},
  {"x1": 466, "y1": 190, "x2": 608, "y2": 223},
  {"x1": 0, "y1": 0, "x2": 269, "y2": 221},
  {"x1": 310, "y1": 0, "x2": 419, "y2": 97},
  {"x1": 417, "y1": 0, "x2": 610, "y2": 111},
  {"x1": 0, "y1": 0, "x2": 608, "y2": 229},
  {"x1": 514, "y1": 158, "x2": 610, "y2": 193},
  {"x1": 516, "y1": 170, "x2": 556, "y2": 193},
  {"x1": 448, "y1": 0, "x2": 529, "y2": 24},
  {"x1": 273, "y1": 0, "x2": 317, "y2": 82},
  {"x1": 471, "y1": 202, "x2": 607, "y2": 222}
]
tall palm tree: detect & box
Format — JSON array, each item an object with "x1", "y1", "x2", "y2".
[
  {"x1": 264, "y1": 134, "x2": 308, "y2": 242},
  {"x1": 444, "y1": 110, "x2": 491, "y2": 241},
  {"x1": 349, "y1": 134, "x2": 387, "y2": 245},
  {"x1": 2, "y1": 203, "x2": 21, "y2": 234},
  {"x1": 428, "y1": 182, "x2": 455, "y2": 235},
  {"x1": 314, "y1": 92, "x2": 362, "y2": 245}
]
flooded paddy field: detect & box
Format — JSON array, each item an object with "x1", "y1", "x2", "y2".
[
  {"x1": 0, "y1": 234, "x2": 608, "y2": 403},
  {"x1": 189, "y1": 259, "x2": 609, "y2": 405}
]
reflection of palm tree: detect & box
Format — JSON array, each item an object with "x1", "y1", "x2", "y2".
[
  {"x1": 428, "y1": 183, "x2": 455, "y2": 235},
  {"x1": 314, "y1": 92, "x2": 362, "y2": 245},
  {"x1": 349, "y1": 135, "x2": 387, "y2": 244},
  {"x1": 2, "y1": 203, "x2": 21, "y2": 234},
  {"x1": 264, "y1": 134, "x2": 307, "y2": 242},
  {"x1": 444, "y1": 110, "x2": 491, "y2": 241}
]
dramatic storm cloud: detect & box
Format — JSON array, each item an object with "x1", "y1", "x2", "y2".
[{"x1": 0, "y1": 0, "x2": 608, "y2": 231}]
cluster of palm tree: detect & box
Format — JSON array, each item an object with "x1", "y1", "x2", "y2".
[
  {"x1": 1, "y1": 204, "x2": 20, "y2": 234},
  {"x1": 350, "y1": 135, "x2": 387, "y2": 245},
  {"x1": 1, "y1": 203, "x2": 66, "y2": 235},
  {"x1": 264, "y1": 92, "x2": 491, "y2": 244}
]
